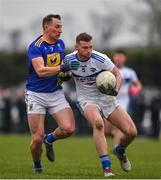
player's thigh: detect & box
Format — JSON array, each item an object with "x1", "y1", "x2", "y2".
[
  {"x1": 104, "y1": 120, "x2": 115, "y2": 134},
  {"x1": 84, "y1": 104, "x2": 103, "y2": 127},
  {"x1": 28, "y1": 114, "x2": 45, "y2": 137},
  {"x1": 52, "y1": 107, "x2": 75, "y2": 130},
  {"x1": 107, "y1": 105, "x2": 136, "y2": 134}
]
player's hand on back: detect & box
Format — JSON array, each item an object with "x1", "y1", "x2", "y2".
[{"x1": 60, "y1": 61, "x2": 80, "y2": 72}]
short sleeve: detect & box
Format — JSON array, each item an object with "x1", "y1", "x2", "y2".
[
  {"x1": 64, "y1": 55, "x2": 68, "y2": 64},
  {"x1": 28, "y1": 44, "x2": 42, "y2": 60},
  {"x1": 131, "y1": 69, "x2": 138, "y2": 82},
  {"x1": 99, "y1": 55, "x2": 115, "y2": 71}
]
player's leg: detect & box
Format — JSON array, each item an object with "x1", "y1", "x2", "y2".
[
  {"x1": 25, "y1": 90, "x2": 46, "y2": 172},
  {"x1": 44, "y1": 108, "x2": 75, "y2": 161},
  {"x1": 43, "y1": 90, "x2": 75, "y2": 161},
  {"x1": 105, "y1": 120, "x2": 123, "y2": 146},
  {"x1": 84, "y1": 104, "x2": 114, "y2": 177},
  {"x1": 28, "y1": 114, "x2": 45, "y2": 172},
  {"x1": 108, "y1": 105, "x2": 137, "y2": 147},
  {"x1": 52, "y1": 107, "x2": 75, "y2": 139},
  {"x1": 107, "y1": 105, "x2": 137, "y2": 172}
]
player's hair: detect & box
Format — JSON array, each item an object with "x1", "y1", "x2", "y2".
[
  {"x1": 76, "y1": 32, "x2": 92, "y2": 43},
  {"x1": 42, "y1": 14, "x2": 61, "y2": 29},
  {"x1": 115, "y1": 49, "x2": 127, "y2": 56}
]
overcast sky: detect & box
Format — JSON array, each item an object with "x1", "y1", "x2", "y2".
[{"x1": 0, "y1": 0, "x2": 150, "y2": 51}]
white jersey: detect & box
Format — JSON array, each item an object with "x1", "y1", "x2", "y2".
[
  {"x1": 64, "y1": 50, "x2": 115, "y2": 102},
  {"x1": 117, "y1": 66, "x2": 138, "y2": 110}
]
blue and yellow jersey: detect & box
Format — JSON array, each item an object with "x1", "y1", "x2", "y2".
[{"x1": 26, "y1": 35, "x2": 65, "y2": 93}]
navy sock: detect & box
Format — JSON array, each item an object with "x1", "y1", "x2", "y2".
[
  {"x1": 115, "y1": 144, "x2": 126, "y2": 155},
  {"x1": 100, "y1": 154, "x2": 111, "y2": 170},
  {"x1": 34, "y1": 160, "x2": 42, "y2": 170},
  {"x1": 45, "y1": 133, "x2": 56, "y2": 144}
]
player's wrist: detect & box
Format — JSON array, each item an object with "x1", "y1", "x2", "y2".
[{"x1": 60, "y1": 64, "x2": 70, "y2": 72}]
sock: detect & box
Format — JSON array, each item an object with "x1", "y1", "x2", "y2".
[
  {"x1": 34, "y1": 160, "x2": 42, "y2": 170},
  {"x1": 100, "y1": 154, "x2": 111, "y2": 170},
  {"x1": 115, "y1": 144, "x2": 126, "y2": 155},
  {"x1": 45, "y1": 133, "x2": 56, "y2": 144}
]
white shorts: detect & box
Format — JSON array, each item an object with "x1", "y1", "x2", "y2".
[
  {"x1": 77, "y1": 96, "x2": 119, "y2": 119},
  {"x1": 117, "y1": 96, "x2": 129, "y2": 112},
  {"x1": 25, "y1": 90, "x2": 70, "y2": 114}
]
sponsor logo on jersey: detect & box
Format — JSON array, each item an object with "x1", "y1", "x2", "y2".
[
  {"x1": 46, "y1": 53, "x2": 61, "y2": 67},
  {"x1": 75, "y1": 76, "x2": 96, "y2": 85},
  {"x1": 57, "y1": 43, "x2": 62, "y2": 51},
  {"x1": 90, "y1": 67, "x2": 96, "y2": 72}
]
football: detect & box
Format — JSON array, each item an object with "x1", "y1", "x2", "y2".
[{"x1": 96, "y1": 71, "x2": 116, "y2": 95}]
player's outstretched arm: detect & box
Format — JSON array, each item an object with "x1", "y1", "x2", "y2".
[{"x1": 60, "y1": 60, "x2": 80, "y2": 72}]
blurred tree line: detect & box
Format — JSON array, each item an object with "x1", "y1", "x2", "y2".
[
  {"x1": 0, "y1": 47, "x2": 161, "y2": 88},
  {"x1": 0, "y1": 52, "x2": 28, "y2": 87}
]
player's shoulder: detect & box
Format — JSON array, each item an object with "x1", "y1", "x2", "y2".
[
  {"x1": 65, "y1": 51, "x2": 77, "y2": 60},
  {"x1": 28, "y1": 35, "x2": 44, "y2": 50},
  {"x1": 57, "y1": 39, "x2": 65, "y2": 49},
  {"x1": 121, "y1": 66, "x2": 137, "y2": 76},
  {"x1": 122, "y1": 66, "x2": 136, "y2": 73},
  {"x1": 91, "y1": 50, "x2": 110, "y2": 63}
]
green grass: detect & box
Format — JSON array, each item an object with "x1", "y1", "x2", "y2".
[{"x1": 0, "y1": 135, "x2": 161, "y2": 179}]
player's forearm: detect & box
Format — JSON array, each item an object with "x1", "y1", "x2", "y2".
[
  {"x1": 136, "y1": 80, "x2": 142, "y2": 92},
  {"x1": 133, "y1": 80, "x2": 142, "y2": 94},
  {"x1": 111, "y1": 67, "x2": 122, "y2": 92},
  {"x1": 115, "y1": 73, "x2": 122, "y2": 92},
  {"x1": 36, "y1": 66, "x2": 61, "y2": 77}
]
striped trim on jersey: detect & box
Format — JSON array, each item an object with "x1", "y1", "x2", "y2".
[
  {"x1": 65, "y1": 54, "x2": 76, "y2": 61},
  {"x1": 35, "y1": 37, "x2": 44, "y2": 47},
  {"x1": 91, "y1": 53, "x2": 106, "y2": 63}
]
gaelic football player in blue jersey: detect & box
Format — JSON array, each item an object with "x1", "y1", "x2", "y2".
[
  {"x1": 25, "y1": 14, "x2": 79, "y2": 173},
  {"x1": 64, "y1": 33, "x2": 137, "y2": 177}
]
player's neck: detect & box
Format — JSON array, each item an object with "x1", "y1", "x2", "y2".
[
  {"x1": 42, "y1": 35, "x2": 57, "y2": 44},
  {"x1": 76, "y1": 53, "x2": 90, "y2": 62}
]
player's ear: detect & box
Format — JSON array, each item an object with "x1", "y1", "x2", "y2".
[{"x1": 43, "y1": 24, "x2": 49, "y2": 32}]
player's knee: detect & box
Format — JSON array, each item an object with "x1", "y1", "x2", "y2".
[
  {"x1": 32, "y1": 133, "x2": 44, "y2": 145},
  {"x1": 127, "y1": 126, "x2": 137, "y2": 139},
  {"x1": 131, "y1": 126, "x2": 137, "y2": 138},
  {"x1": 63, "y1": 124, "x2": 75, "y2": 136},
  {"x1": 95, "y1": 119, "x2": 104, "y2": 130}
]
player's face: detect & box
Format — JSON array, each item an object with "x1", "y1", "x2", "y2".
[
  {"x1": 113, "y1": 53, "x2": 127, "y2": 68},
  {"x1": 45, "y1": 18, "x2": 62, "y2": 41},
  {"x1": 75, "y1": 40, "x2": 93, "y2": 60}
]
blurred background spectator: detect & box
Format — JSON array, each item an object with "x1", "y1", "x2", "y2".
[{"x1": 0, "y1": 89, "x2": 12, "y2": 133}]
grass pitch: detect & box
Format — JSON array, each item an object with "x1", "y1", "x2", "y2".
[{"x1": 0, "y1": 135, "x2": 161, "y2": 179}]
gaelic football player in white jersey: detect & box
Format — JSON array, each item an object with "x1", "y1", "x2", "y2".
[
  {"x1": 105, "y1": 50, "x2": 142, "y2": 146},
  {"x1": 64, "y1": 33, "x2": 137, "y2": 177}
]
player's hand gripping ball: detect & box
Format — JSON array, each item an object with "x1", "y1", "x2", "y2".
[
  {"x1": 57, "y1": 71, "x2": 72, "y2": 86},
  {"x1": 96, "y1": 71, "x2": 118, "y2": 96},
  {"x1": 58, "y1": 71, "x2": 72, "y2": 81}
]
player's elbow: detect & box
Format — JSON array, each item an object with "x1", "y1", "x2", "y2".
[
  {"x1": 37, "y1": 73, "x2": 46, "y2": 77},
  {"x1": 36, "y1": 68, "x2": 47, "y2": 77}
]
